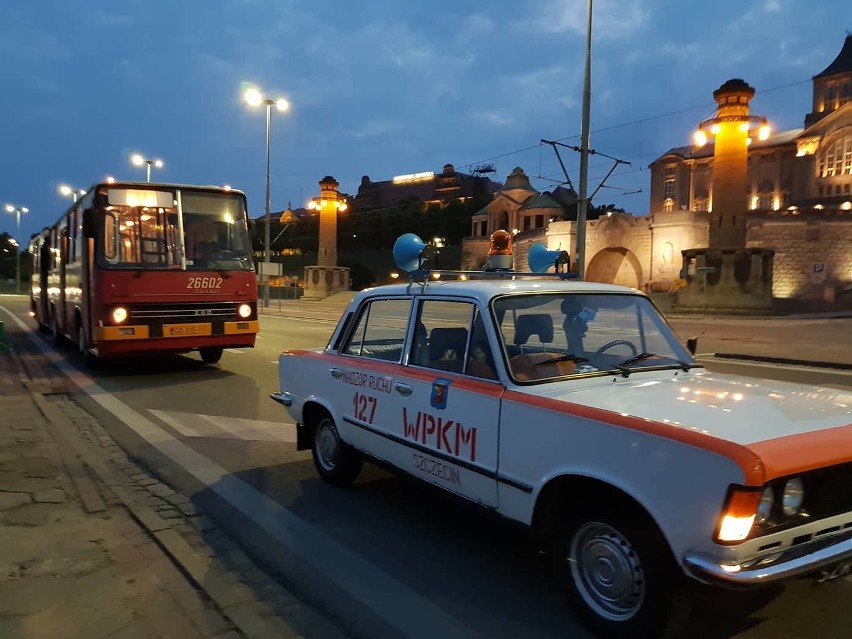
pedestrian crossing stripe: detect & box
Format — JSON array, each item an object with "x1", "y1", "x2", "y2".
[{"x1": 149, "y1": 410, "x2": 296, "y2": 443}]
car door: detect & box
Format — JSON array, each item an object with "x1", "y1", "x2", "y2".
[
  {"x1": 331, "y1": 296, "x2": 414, "y2": 461},
  {"x1": 394, "y1": 298, "x2": 502, "y2": 507}
]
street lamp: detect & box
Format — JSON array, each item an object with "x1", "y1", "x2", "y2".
[
  {"x1": 244, "y1": 85, "x2": 290, "y2": 308},
  {"x1": 130, "y1": 153, "x2": 164, "y2": 182},
  {"x1": 4, "y1": 204, "x2": 29, "y2": 294},
  {"x1": 58, "y1": 184, "x2": 87, "y2": 203}
]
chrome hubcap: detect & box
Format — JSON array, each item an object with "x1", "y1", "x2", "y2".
[
  {"x1": 569, "y1": 522, "x2": 645, "y2": 621},
  {"x1": 316, "y1": 422, "x2": 339, "y2": 471}
]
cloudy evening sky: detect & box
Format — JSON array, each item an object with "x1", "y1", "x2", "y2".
[{"x1": 0, "y1": 0, "x2": 848, "y2": 242}]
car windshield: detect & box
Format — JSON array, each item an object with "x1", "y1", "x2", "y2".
[
  {"x1": 492, "y1": 293, "x2": 694, "y2": 383},
  {"x1": 100, "y1": 189, "x2": 252, "y2": 271}
]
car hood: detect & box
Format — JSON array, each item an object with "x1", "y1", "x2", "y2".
[{"x1": 531, "y1": 368, "x2": 852, "y2": 448}]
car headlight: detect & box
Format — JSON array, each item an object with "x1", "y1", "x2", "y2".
[
  {"x1": 756, "y1": 486, "x2": 774, "y2": 524},
  {"x1": 237, "y1": 303, "x2": 252, "y2": 319},
  {"x1": 782, "y1": 478, "x2": 804, "y2": 516},
  {"x1": 111, "y1": 306, "x2": 129, "y2": 324}
]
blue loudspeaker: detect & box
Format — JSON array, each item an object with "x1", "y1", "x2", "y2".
[
  {"x1": 393, "y1": 233, "x2": 427, "y2": 273},
  {"x1": 528, "y1": 242, "x2": 570, "y2": 273}
]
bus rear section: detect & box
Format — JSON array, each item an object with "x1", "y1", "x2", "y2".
[{"x1": 41, "y1": 182, "x2": 259, "y2": 364}]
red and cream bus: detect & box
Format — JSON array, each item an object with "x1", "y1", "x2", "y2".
[{"x1": 30, "y1": 181, "x2": 258, "y2": 365}]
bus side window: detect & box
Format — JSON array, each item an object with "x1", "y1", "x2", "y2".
[{"x1": 104, "y1": 214, "x2": 119, "y2": 262}]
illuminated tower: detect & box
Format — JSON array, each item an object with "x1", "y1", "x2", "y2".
[
  {"x1": 309, "y1": 176, "x2": 347, "y2": 267},
  {"x1": 694, "y1": 79, "x2": 770, "y2": 248},
  {"x1": 679, "y1": 79, "x2": 774, "y2": 313},
  {"x1": 303, "y1": 176, "x2": 351, "y2": 299}
]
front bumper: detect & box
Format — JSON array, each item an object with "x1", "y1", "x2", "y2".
[
  {"x1": 270, "y1": 391, "x2": 293, "y2": 407},
  {"x1": 685, "y1": 531, "x2": 852, "y2": 588}
]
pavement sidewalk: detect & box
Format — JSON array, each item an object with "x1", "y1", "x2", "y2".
[{"x1": 0, "y1": 343, "x2": 247, "y2": 639}]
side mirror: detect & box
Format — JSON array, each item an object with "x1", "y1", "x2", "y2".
[
  {"x1": 82, "y1": 208, "x2": 96, "y2": 238},
  {"x1": 686, "y1": 336, "x2": 699, "y2": 356}
]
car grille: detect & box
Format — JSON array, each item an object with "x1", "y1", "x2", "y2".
[
  {"x1": 804, "y1": 461, "x2": 852, "y2": 519},
  {"x1": 128, "y1": 302, "x2": 240, "y2": 322}
]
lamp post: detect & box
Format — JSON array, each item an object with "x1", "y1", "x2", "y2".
[
  {"x1": 130, "y1": 154, "x2": 164, "y2": 182},
  {"x1": 244, "y1": 85, "x2": 290, "y2": 308},
  {"x1": 58, "y1": 184, "x2": 86, "y2": 203},
  {"x1": 4, "y1": 204, "x2": 29, "y2": 294}
]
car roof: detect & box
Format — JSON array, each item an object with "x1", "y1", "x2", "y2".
[{"x1": 351, "y1": 278, "x2": 643, "y2": 306}]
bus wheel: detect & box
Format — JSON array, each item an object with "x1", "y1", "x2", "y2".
[
  {"x1": 78, "y1": 326, "x2": 99, "y2": 368},
  {"x1": 50, "y1": 313, "x2": 66, "y2": 346},
  {"x1": 199, "y1": 347, "x2": 224, "y2": 364}
]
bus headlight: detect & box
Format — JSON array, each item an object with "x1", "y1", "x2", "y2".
[
  {"x1": 782, "y1": 478, "x2": 805, "y2": 516},
  {"x1": 237, "y1": 303, "x2": 252, "y2": 319},
  {"x1": 111, "y1": 306, "x2": 129, "y2": 324}
]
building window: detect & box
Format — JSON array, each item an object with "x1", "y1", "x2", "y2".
[
  {"x1": 523, "y1": 216, "x2": 531, "y2": 231},
  {"x1": 758, "y1": 192, "x2": 772, "y2": 210},
  {"x1": 663, "y1": 198, "x2": 674, "y2": 212},
  {"x1": 818, "y1": 135, "x2": 852, "y2": 177},
  {"x1": 664, "y1": 178, "x2": 675, "y2": 200},
  {"x1": 694, "y1": 197, "x2": 708, "y2": 212},
  {"x1": 535, "y1": 215, "x2": 544, "y2": 229}
]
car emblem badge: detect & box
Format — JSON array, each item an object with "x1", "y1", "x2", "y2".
[{"x1": 430, "y1": 378, "x2": 452, "y2": 410}]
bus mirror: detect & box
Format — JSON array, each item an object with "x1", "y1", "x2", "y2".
[{"x1": 82, "y1": 209, "x2": 96, "y2": 237}]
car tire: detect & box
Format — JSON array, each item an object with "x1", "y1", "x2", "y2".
[
  {"x1": 551, "y1": 501, "x2": 688, "y2": 639},
  {"x1": 311, "y1": 415, "x2": 362, "y2": 486},
  {"x1": 199, "y1": 347, "x2": 224, "y2": 364}
]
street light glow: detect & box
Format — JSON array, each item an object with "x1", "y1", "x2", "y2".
[
  {"x1": 4, "y1": 204, "x2": 13, "y2": 213},
  {"x1": 276, "y1": 98, "x2": 290, "y2": 112},
  {"x1": 244, "y1": 87, "x2": 263, "y2": 107},
  {"x1": 130, "y1": 154, "x2": 165, "y2": 182},
  {"x1": 59, "y1": 184, "x2": 72, "y2": 196}
]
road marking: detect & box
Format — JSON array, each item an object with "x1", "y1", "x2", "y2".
[
  {"x1": 0, "y1": 304, "x2": 477, "y2": 639},
  {"x1": 224, "y1": 348, "x2": 246, "y2": 354},
  {"x1": 150, "y1": 410, "x2": 295, "y2": 443}
]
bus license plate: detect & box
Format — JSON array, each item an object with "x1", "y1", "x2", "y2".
[{"x1": 163, "y1": 323, "x2": 212, "y2": 337}]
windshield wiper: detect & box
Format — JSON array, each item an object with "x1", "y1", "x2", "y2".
[
  {"x1": 615, "y1": 352, "x2": 690, "y2": 377},
  {"x1": 533, "y1": 354, "x2": 589, "y2": 367}
]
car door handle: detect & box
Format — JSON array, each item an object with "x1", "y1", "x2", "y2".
[
  {"x1": 394, "y1": 382, "x2": 413, "y2": 396},
  {"x1": 330, "y1": 368, "x2": 343, "y2": 379}
]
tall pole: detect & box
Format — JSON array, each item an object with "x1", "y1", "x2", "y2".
[
  {"x1": 576, "y1": 0, "x2": 593, "y2": 280},
  {"x1": 14, "y1": 210, "x2": 20, "y2": 295},
  {"x1": 263, "y1": 100, "x2": 272, "y2": 308},
  {"x1": 146, "y1": 162, "x2": 151, "y2": 183}
]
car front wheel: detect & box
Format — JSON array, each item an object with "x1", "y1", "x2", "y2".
[
  {"x1": 552, "y1": 503, "x2": 687, "y2": 639},
  {"x1": 312, "y1": 416, "x2": 362, "y2": 486}
]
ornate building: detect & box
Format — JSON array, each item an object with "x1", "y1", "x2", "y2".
[
  {"x1": 461, "y1": 35, "x2": 852, "y2": 302},
  {"x1": 649, "y1": 34, "x2": 851, "y2": 215}
]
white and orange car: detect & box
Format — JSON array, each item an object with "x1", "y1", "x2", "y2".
[{"x1": 272, "y1": 278, "x2": 852, "y2": 638}]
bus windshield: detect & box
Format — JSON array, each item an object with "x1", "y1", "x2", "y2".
[{"x1": 101, "y1": 188, "x2": 252, "y2": 271}]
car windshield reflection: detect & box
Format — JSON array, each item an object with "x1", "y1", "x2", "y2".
[{"x1": 491, "y1": 293, "x2": 695, "y2": 382}]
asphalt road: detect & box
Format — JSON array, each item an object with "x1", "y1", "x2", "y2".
[{"x1": 2, "y1": 293, "x2": 852, "y2": 639}]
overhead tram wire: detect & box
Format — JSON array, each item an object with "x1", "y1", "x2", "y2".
[{"x1": 271, "y1": 76, "x2": 811, "y2": 226}]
